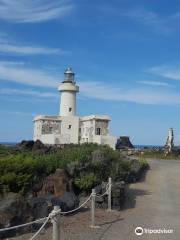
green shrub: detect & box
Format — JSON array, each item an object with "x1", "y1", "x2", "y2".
[
  {"x1": 0, "y1": 144, "x2": 146, "y2": 194},
  {"x1": 139, "y1": 158, "x2": 149, "y2": 169},
  {"x1": 74, "y1": 172, "x2": 99, "y2": 191},
  {"x1": 0, "y1": 145, "x2": 11, "y2": 155},
  {"x1": 0, "y1": 144, "x2": 100, "y2": 194}
]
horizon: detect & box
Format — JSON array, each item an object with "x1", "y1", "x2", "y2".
[
  {"x1": 0, "y1": 141, "x2": 165, "y2": 147},
  {"x1": 1, "y1": 0, "x2": 180, "y2": 145}
]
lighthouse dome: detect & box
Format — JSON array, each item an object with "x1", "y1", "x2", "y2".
[{"x1": 63, "y1": 67, "x2": 75, "y2": 83}]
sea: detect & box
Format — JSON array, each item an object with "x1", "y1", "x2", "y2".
[
  {"x1": 134, "y1": 145, "x2": 163, "y2": 150},
  {"x1": 0, "y1": 142, "x2": 18, "y2": 146},
  {"x1": 0, "y1": 142, "x2": 163, "y2": 149}
]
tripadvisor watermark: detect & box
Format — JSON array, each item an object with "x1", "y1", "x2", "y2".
[{"x1": 135, "y1": 227, "x2": 173, "y2": 236}]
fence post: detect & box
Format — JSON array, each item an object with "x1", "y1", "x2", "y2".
[
  {"x1": 91, "y1": 188, "x2": 96, "y2": 227},
  {"x1": 108, "y1": 177, "x2": 112, "y2": 212},
  {"x1": 52, "y1": 206, "x2": 60, "y2": 240}
]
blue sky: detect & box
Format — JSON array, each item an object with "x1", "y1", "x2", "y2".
[{"x1": 0, "y1": 0, "x2": 180, "y2": 145}]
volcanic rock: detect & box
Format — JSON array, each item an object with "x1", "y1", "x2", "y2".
[{"x1": 116, "y1": 136, "x2": 134, "y2": 149}]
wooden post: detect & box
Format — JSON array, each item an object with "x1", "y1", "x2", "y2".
[
  {"x1": 52, "y1": 206, "x2": 60, "y2": 240},
  {"x1": 108, "y1": 177, "x2": 112, "y2": 212},
  {"x1": 91, "y1": 189, "x2": 96, "y2": 227}
]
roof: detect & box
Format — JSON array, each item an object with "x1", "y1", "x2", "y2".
[
  {"x1": 33, "y1": 115, "x2": 61, "y2": 121},
  {"x1": 80, "y1": 115, "x2": 111, "y2": 121}
]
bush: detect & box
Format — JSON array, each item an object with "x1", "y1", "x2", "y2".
[
  {"x1": 74, "y1": 173, "x2": 99, "y2": 191},
  {"x1": 0, "y1": 143, "x2": 145, "y2": 194},
  {"x1": 0, "y1": 145, "x2": 11, "y2": 155},
  {"x1": 139, "y1": 158, "x2": 149, "y2": 169},
  {"x1": 0, "y1": 144, "x2": 101, "y2": 194}
]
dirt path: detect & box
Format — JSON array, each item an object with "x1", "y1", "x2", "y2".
[
  {"x1": 10, "y1": 159, "x2": 180, "y2": 240},
  {"x1": 101, "y1": 159, "x2": 180, "y2": 240}
]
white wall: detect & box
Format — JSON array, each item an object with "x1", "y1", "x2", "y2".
[
  {"x1": 58, "y1": 82, "x2": 79, "y2": 116},
  {"x1": 33, "y1": 120, "x2": 42, "y2": 141},
  {"x1": 60, "y1": 91, "x2": 77, "y2": 116},
  {"x1": 101, "y1": 135, "x2": 117, "y2": 149},
  {"x1": 40, "y1": 134, "x2": 55, "y2": 144},
  {"x1": 93, "y1": 135, "x2": 117, "y2": 149},
  {"x1": 80, "y1": 119, "x2": 95, "y2": 143},
  {"x1": 61, "y1": 116, "x2": 79, "y2": 144},
  {"x1": 34, "y1": 116, "x2": 116, "y2": 148}
]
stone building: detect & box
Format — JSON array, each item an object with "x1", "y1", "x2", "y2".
[{"x1": 33, "y1": 68, "x2": 117, "y2": 149}]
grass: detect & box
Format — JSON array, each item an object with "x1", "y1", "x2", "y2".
[{"x1": 136, "y1": 150, "x2": 180, "y2": 160}]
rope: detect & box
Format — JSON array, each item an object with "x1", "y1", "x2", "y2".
[
  {"x1": 96, "y1": 183, "x2": 111, "y2": 198},
  {"x1": 0, "y1": 194, "x2": 92, "y2": 234},
  {"x1": 30, "y1": 215, "x2": 51, "y2": 240},
  {"x1": 30, "y1": 193, "x2": 93, "y2": 239},
  {"x1": 0, "y1": 217, "x2": 47, "y2": 232},
  {"x1": 0, "y1": 181, "x2": 111, "y2": 239},
  {"x1": 55, "y1": 194, "x2": 92, "y2": 215}
]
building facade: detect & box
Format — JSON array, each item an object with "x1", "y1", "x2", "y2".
[{"x1": 33, "y1": 68, "x2": 117, "y2": 149}]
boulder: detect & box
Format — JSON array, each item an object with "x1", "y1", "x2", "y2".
[
  {"x1": 27, "y1": 197, "x2": 52, "y2": 220},
  {"x1": 51, "y1": 192, "x2": 79, "y2": 212},
  {"x1": 35, "y1": 168, "x2": 73, "y2": 197},
  {"x1": 17, "y1": 140, "x2": 34, "y2": 151},
  {"x1": 0, "y1": 193, "x2": 31, "y2": 238},
  {"x1": 0, "y1": 191, "x2": 79, "y2": 238},
  {"x1": 111, "y1": 181, "x2": 126, "y2": 209},
  {"x1": 32, "y1": 140, "x2": 44, "y2": 151},
  {"x1": 94, "y1": 181, "x2": 126, "y2": 210},
  {"x1": 0, "y1": 168, "x2": 79, "y2": 238},
  {"x1": 17, "y1": 140, "x2": 58, "y2": 154},
  {"x1": 116, "y1": 136, "x2": 134, "y2": 150},
  {"x1": 31, "y1": 181, "x2": 43, "y2": 197}
]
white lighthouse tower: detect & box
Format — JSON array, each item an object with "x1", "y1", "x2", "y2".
[
  {"x1": 33, "y1": 67, "x2": 117, "y2": 148},
  {"x1": 58, "y1": 67, "x2": 79, "y2": 116}
]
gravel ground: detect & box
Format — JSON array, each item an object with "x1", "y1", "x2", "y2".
[{"x1": 7, "y1": 159, "x2": 180, "y2": 240}]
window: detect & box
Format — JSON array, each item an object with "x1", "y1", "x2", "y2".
[
  {"x1": 49, "y1": 126, "x2": 53, "y2": 134},
  {"x1": 96, "y1": 128, "x2": 101, "y2": 135},
  {"x1": 69, "y1": 107, "x2": 72, "y2": 112},
  {"x1": 68, "y1": 125, "x2": 72, "y2": 129}
]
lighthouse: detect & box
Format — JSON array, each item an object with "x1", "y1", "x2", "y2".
[
  {"x1": 58, "y1": 67, "x2": 79, "y2": 116},
  {"x1": 33, "y1": 67, "x2": 117, "y2": 148}
]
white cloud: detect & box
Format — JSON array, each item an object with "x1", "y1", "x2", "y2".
[
  {"x1": 138, "y1": 80, "x2": 173, "y2": 87},
  {"x1": 0, "y1": 43, "x2": 69, "y2": 55},
  {"x1": 80, "y1": 81, "x2": 180, "y2": 106},
  {"x1": 0, "y1": 61, "x2": 25, "y2": 66},
  {"x1": 148, "y1": 65, "x2": 180, "y2": 81},
  {"x1": 124, "y1": 8, "x2": 173, "y2": 35},
  {"x1": 0, "y1": 61, "x2": 59, "y2": 87},
  {"x1": 0, "y1": 88, "x2": 57, "y2": 99},
  {"x1": 0, "y1": 31, "x2": 69, "y2": 55},
  {"x1": 0, "y1": 110, "x2": 35, "y2": 117},
  {"x1": 1, "y1": 61, "x2": 180, "y2": 106},
  {"x1": 125, "y1": 8, "x2": 160, "y2": 25},
  {"x1": 0, "y1": 0, "x2": 74, "y2": 23}
]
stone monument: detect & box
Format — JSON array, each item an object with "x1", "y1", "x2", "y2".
[{"x1": 165, "y1": 128, "x2": 174, "y2": 153}]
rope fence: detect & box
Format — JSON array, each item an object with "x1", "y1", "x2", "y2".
[{"x1": 0, "y1": 177, "x2": 113, "y2": 240}]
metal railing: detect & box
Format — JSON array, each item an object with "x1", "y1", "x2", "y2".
[{"x1": 0, "y1": 177, "x2": 112, "y2": 240}]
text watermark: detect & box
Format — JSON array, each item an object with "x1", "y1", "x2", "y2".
[{"x1": 135, "y1": 227, "x2": 173, "y2": 236}]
